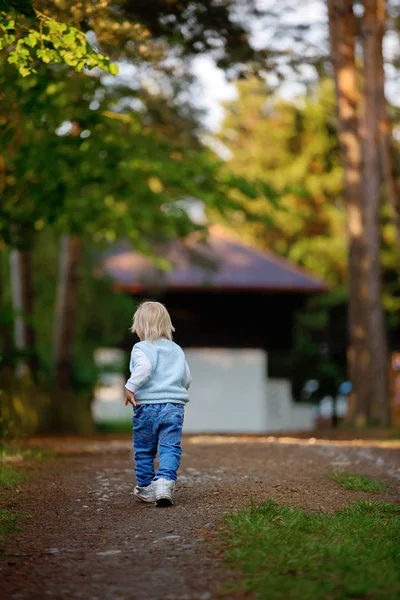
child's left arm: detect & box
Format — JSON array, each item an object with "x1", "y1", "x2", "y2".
[
  {"x1": 125, "y1": 347, "x2": 152, "y2": 406},
  {"x1": 184, "y1": 360, "x2": 192, "y2": 390}
]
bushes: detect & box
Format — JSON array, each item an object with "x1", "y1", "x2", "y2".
[{"x1": 0, "y1": 369, "x2": 93, "y2": 439}]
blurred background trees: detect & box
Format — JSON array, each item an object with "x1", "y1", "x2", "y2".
[{"x1": 1, "y1": 0, "x2": 399, "y2": 435}]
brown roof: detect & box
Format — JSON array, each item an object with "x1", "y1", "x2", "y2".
[{"x1": 104, "y1": 226, "x2": 328, "y2": 294}]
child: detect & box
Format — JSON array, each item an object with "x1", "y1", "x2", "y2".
[{"x1": 125, "y1": 301, "x2": 191, "y2": 507}]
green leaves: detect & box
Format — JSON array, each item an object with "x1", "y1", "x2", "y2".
[
  {"x1": 0, "y1": 52, "x2": 253, "y2": 252},
  {"x1": 219, "y1": 77, "x2": 346, "y2": 286},
  {"x1": 0, "y1": 11, "x2": 118, "y2": 76},
  {"x1": 0, "y1": 15, "x2": 14, "y2": 48}
]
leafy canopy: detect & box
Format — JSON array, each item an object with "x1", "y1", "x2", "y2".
[{"x1": 0, "y1": 1, "x2": 118, "y2": 76}]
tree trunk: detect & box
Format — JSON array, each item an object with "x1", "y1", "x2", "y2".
[
  {"x1": 9, "y1": 247, "x2": 37, "y2": 378},
  {"x1": 361, "y1": 0, "x2": 391, "y2": 425},
  {"x1": 331, "y1": 395, "x2": 339, "y2": 428},
  {"x1": 375, "y1": 0, "x2": 400, "y2": 252},
  {"x1": 327, "y1": 0, "x2": 372, "y2": 425},
  {"x1": 0, "y1": 247, "x2": 13, "y2": 363},
  {"x1": 53, "y1": 234, "x2": 82, "y2": 388}
]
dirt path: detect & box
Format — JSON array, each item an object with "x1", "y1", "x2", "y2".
[{"x1": 1, "y1": 436, "x2": 400, "y2": 600}]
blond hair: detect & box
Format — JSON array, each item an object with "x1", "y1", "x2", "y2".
[{"x1": 130, "y1": 301, "x2": 175, "y2": 342}]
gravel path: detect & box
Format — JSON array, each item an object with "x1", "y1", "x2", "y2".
[{"x1": 1, "y1": 435, "x2": 399, "y2": 600}]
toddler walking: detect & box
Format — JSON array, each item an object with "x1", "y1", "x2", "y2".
[{"x1": 125, "y1": 301, "x2": 191, "y2": 507}]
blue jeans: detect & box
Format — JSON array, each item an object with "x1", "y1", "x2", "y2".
[{"x1": 132, "y1": 403, "x2": 184, "y2": 487}]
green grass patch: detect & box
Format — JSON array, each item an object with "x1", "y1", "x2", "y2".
[
  {"x1": 0, "y1": 464, "x2": 30, "y2": 553},
  {"x1": 0, "y1": 466, "x2": 23, "y2": 489},
  {"x1": 95, "y1": 420, "x2": 132, "y2": 434},
  {"x1": 0, "y1": 509, "x2": 22, "y2": 547},
  {"x1": 331, "y1": 471, "x2": 388, "y2": 493},
  {"x1": 223, "y1": 500, "x2": 400, "y2": 600},
  {"x1": 0, "y1": 443, "x2": 57, "y2": 461}
]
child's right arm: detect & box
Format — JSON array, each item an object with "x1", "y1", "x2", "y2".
[{"x1": 125, "y1": 347, "x2": 152, "y2": 406}]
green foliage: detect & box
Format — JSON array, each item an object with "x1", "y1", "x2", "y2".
[
  {"x1": 0, "y1": 369, "x2": 53, "y2": 436},
  {"x1": 0, "y1": 54, "x2": 269, "y2": 251},
  {"x1": 286, "y1": 291, "x2": 347, "y2": 402},
  {"x1": 219, "y1": 77, "x2": 346, "y2": 287},
  {"x1": 331, "y1": 472, "x2": 389, "y2": 493},
  {"x1": 0, "y1": 370, "x2": 94, "y2": 436},
  {"x1": 0, "y1": 10, "x2": 117, "y2": 76},
  {"x1": 223, "y1": 500, "x2": 400, "y2": 600},
  {"x1": 220, "y1": 75, "x2": 400, "y2": 298},
  {"x1": 1, "y1": 0, "x2": 265, "y2": 78}
]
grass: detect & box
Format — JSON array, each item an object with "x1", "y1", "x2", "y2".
[
  {"x1": 0, "y1": 509, "x2": 22, "y2": 547},
  {"x1": 0, "y1": 445, "x2": 56, "y2": 552},
  {"x1": 0, "y1": 443, "x2": 57, "y2": 461},
  {"x1": 331, "y1": 471, "x2": 388, "y2": 493},
  {"x1": 0, "y1": 466, "x2": 25, "y2": 553},
  {"x1": 95, "y1": 420, "x2": 132, "y2": 434},
  {"x1": 223, "y1": 500, "x2": 400, "y2": 600},
  {"x1": 0, "y1": 466, "x2": 23, "y2": 488}
]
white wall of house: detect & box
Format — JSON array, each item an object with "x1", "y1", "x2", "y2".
[
  {"x1": 183, "y1": 348, "x2": 268, "y2": 433},
  {"x1": 183, "y1": 348, "x2": 315, "y2": 433}
]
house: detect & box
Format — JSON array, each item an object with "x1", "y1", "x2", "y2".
[{"x1": 101, "y1": 225, "x2": 327, "y2": 433}]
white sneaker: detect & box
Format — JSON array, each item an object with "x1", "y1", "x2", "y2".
[
  {"x1": 134, "y1": 483, "x2": 155, "y2": 503},
  {"x1": 153, "y1": 478, "x2": 175, "y2": 507}
]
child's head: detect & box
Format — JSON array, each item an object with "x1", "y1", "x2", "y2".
[{"x1": 130, "y1": 301, "x2": 175, "y2": 342}]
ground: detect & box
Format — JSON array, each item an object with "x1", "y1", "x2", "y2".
[{"x1": 1, "y1": 435, "x2": 399, "y2": 600}]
